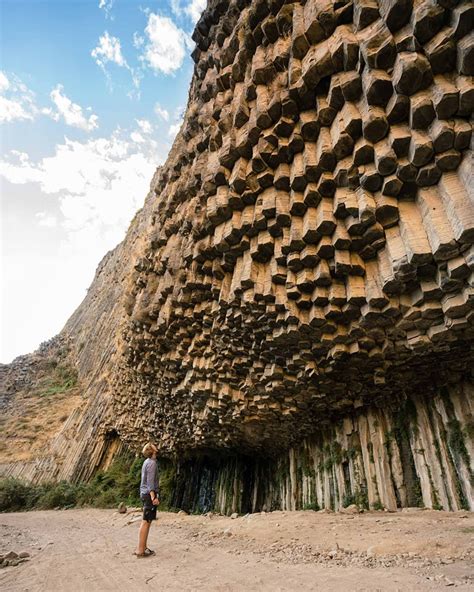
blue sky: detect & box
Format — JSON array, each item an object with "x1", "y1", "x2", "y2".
[{"x1": 0, "y1": 0, "x2": 206, "y2": 362}]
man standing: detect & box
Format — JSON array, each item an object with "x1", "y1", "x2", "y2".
[{"x1": 135, "y1": 442, "x2": 160, "y2": 557}]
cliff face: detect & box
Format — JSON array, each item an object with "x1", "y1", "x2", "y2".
[{"x1": 1, "y1": 0, "x2": 473, "y2": 511}]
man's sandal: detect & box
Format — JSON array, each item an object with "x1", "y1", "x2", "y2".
[{"x1": 134, "y1": 548, "x2": 155, "y2": 558}]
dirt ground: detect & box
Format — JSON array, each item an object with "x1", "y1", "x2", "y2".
[{"x1": 0, "y1": 507, "x2": 473, "y2": 591}]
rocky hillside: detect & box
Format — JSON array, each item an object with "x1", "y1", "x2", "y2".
[{"x1": 1, "y1": 0, "x2": 473, "y2": 512}]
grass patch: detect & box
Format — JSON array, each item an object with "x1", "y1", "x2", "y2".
[{"x1": 35, "y1": 364, "x2": 78, "y2": 398}]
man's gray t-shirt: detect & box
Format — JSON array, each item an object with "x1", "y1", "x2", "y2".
[{"x1": 140, "y1": 458, "x2": 159, "y2": 497}]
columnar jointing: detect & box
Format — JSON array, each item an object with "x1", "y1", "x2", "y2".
[{"x1": 114, "y1": 0, "x2": 473, "y2": 509}]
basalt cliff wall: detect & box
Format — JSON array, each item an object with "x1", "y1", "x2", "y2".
[{"x1": 1, "y1": 0, "x2": 473, "y2": 511}]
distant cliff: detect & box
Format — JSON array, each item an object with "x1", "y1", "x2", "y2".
[{"x1": 1, "y1": 0, "x2": 473, "y2": 512}]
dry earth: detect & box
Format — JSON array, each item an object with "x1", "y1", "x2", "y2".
[{"x1": 0, "y1": 508, "x2": 473, "y2": 591}]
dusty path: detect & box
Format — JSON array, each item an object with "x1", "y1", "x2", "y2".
[{"x1": 1, "y1": 508, "x2": 473, "y2": 591}]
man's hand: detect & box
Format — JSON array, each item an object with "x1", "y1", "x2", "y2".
[{"x1": 152, "y1": 497, "x2": 160, "y2": 506}]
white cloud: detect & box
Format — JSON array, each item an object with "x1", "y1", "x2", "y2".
[
  {"x1": 168, "y1": 122, "x2": 182, "y2": 138},
  {"x1": 133, "y1": 32, "x2": 144, "y2": 49},
  {"x1": 92, "y1": 31, "x2": 141, "y2": 91},
  {"x1": 0, "y1": 130, "x2": 162, "y2": 230},
  {"x1": 0, "y1": 76, "x2": 96, "y2": 130},
  {"x1": 141, "y1": 14, "x2": 190, "y2": 75},
  {"x1": 91, "y1": 31, "x2": 126, "y2": 69},
  {"x1": 1, "y1": 127, "x2": 166, "y2": 363},
  {"x1": 185, "y1": 0, "x2": 206, "y2": 22},
  {"x1": 0, "y1": 72, "x2": 37, "y2": 123},
  {"x1": 130, "y1": 131, "x2": 145, "y2": 143},
  {"x1": 41, "y1": 106, "x2": 60, "y2": 121},
  {"x1": 136, "y1": 119, "x2": 153, "y2": 134},
  {"x1": 171, "y1": 0, "x2": 206, "y2": 23},
  {"x1": 36, "y1": 212, "x2": 58, "y2": 228},
  {"x1": 0, "y1": 150, "x2": 43, "y2": 184},
  {"x1": 168, "y1": 105, "x2": 185, "y2": 139},
  {"x1": 0, "y1": 96, "x2": 34, "y2": 123},
  {"x1": 174, "y1": 104, "x2": 185, "y2": 120},
  {"x1": 99, "y1": 0, "x2": 114, "y2": 19},
  {"x1": 154, "y1": 103, "x2": 169, "y2": 121},
  {"x1": 48, "y1": 85, "x2": 98, "y2": 132},
  {"x1": 0, "y1": 71, "x2": 9, "y2": 92}
]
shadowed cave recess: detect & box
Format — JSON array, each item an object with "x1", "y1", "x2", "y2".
[{"x1": 1, "y1": 0, "x2": 473, "y2": 513}]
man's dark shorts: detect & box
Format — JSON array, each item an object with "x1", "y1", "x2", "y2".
[{"x1": 141, "y1": 493, "x2": 157, "y2": 522}]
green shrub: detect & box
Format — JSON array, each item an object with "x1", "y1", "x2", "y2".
[
  {"x1": 0, "y1": 452, "x2": 144, "y2": 512},
  {"x1": 303, "y1": 501, "x2": 320, "y2": 511},
  {"x1": 342, "y1": 488, "x2": 369, "y2": 510},
  {"x1": 0, "y1": 478, "x2": 29, "y2": 512},
  {"x1": 35, "y1": 481, "x2": 77, "y2": 509}
]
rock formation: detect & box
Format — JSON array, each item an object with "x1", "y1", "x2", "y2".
[{"x1": 1, "y1": 0, "x2": 473, "y2": 512}]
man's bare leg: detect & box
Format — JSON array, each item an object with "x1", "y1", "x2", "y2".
[{"x1": 136, "y1": 520, "x2": 151, "y2": 555}]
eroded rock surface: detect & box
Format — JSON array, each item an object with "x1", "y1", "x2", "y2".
[{"x1": 1, "y1": 0, "x2": 473, "y2": 511}]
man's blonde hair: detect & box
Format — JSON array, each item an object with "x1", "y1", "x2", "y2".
[{"x1": 142, "y1": 442, "x2": 157, "y2": 458}]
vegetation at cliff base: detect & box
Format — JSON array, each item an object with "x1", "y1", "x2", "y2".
[{"x1": 0, "y1": 453, "x2": 148, "y2": 512}]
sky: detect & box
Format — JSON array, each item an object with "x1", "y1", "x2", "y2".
[{"x1": 0, "y1": 0, "x2": 206, "y2": 363}]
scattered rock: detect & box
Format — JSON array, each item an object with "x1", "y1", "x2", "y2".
[
  {"x1": 230, "y1": 512, "x2": 238, "y2": 519},
  {"x1": 178, "y1": 510, "x2": 188, "y2": 516},
  {"x1": 340, "y1": 504, "x2": 360, "y2": 514},
  {"x1": 0, "y1": 550, "x2": 30, "y2": 569},
  {"x1": 117, "y1": 502, "x2": 127, "y2": 514}
]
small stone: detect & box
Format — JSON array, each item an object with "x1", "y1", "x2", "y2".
[
  {"x1": 178, "y1": 510, "x2": 188, "y2": 516},
  {"x1": 117, "y1": 502, "x2": 127, "y2": 514},
  {"x1": 4, "y1": 551, "x2": 18, "y2": 560},
  {"x1": 18, "y1": 552, "x2": 30, "y2": 558},
  {"x1": 230, "y1": 512, "x2": 238, "y2": 519}
]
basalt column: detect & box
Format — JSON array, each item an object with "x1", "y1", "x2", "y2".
[{"x1": 115, "y1": 0, "x2": 473, "y2": 458}]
